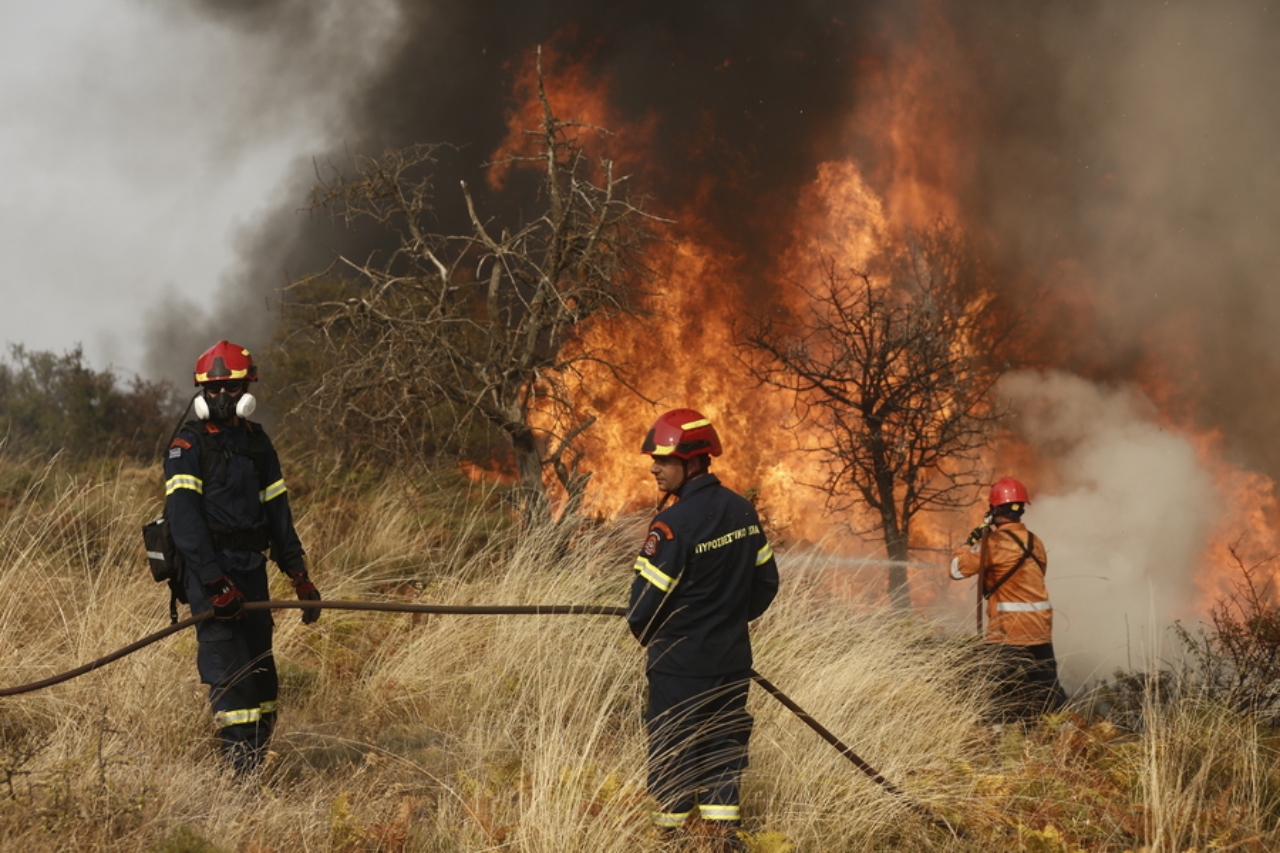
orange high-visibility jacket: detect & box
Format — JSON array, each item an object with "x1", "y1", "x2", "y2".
[{"x1": 950, "y1": 522, "x2": 1052, "y2": 646}]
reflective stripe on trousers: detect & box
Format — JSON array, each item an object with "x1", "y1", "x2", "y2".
[
  {"x1": 214, "y1": 702, "x2": 277, "y2": 728},
  {"x1": 650, "y1": 803, "x2": 741, "y2": 827}
]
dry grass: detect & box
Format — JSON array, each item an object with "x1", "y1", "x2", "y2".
[{"x1": 1, "y1": 454, "x2": 1278, "y2": 851}]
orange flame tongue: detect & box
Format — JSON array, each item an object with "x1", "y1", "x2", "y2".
[
  {"x1": 506, "y1": 28, "x2": 1280, "y2": 626},
  {"x1": 504, "y1": 33, "x2": 979, "y2": 547}
]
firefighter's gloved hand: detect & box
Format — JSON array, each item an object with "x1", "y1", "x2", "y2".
[
  {"x1": 204, "y1": 576, "x2": 246, "y2": 620},
  {"x1": 287, "y1": 567, "x2": 322, "y2": 625},
  {"x1": 966, "y1": 525, "x2": 988, "y2": 546}
]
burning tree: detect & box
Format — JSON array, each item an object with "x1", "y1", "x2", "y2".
[
  {"x1": 742, "y1": 225, "x2": 1007, "y2": 609},
  {"x1": 280, "y1": 60, "x2": 660, "y2": 521}
]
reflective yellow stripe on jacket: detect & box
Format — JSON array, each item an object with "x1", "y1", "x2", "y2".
[
  {"x1": 996, "y1": 600, "x2": 1052, "y2": 612},
  {"x1": 261, "y1": 478, "x2": 287, "y2": 503},
  {"x1": 165, "y1": 474, "x2": 202, "y2": 496},
  {"x1": 167, "y1": 474, "x2": 285, "y2": 503},
  {"x1": 634, "y1": 556, "x2": 678, "y2": 593}
]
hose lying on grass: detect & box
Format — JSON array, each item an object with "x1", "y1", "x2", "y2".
[{"x1": 0, "y1": 599, "x2": 958, "y2": 835}]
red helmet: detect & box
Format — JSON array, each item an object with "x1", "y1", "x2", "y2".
[
  {"x1": 988, "y1": 476, "x2": 1030, "y2": 509},
  {"x1": 193, "y1": 340, "x2": 258, "y2": 386},
  {"x1": 641, "y1": 409, "x2": 723, "y2": 459}
]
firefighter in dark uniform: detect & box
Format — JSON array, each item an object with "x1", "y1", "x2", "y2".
[
  {"x1": 627, "y1": 409, "x2": 779, "y2": 848},
  {"x1": 165, "y1": 340, "x2": 322, "y2": 774}
]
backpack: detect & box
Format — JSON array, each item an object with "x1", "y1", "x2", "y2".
[{"x1": 143, "y1": 417, "x2": 271, "y2": 623}]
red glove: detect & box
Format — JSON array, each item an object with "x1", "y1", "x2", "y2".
[
  {"x1": 204, "y1": 576, "x2": 246, "y2": 620},
  {"x1": 286, "y1": 567, "x2": 322, "y2": 625}
]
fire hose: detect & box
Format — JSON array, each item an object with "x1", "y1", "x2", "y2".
[{"x1": 0, "y1": 599, "x2": 956, "y2": 834}]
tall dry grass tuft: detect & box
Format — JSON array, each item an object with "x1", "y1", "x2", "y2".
[
  {"x1": 3, "y1": 453, "x2": 1280, "y2": 850},
  {"x1": 743, "y1": 550, "x2": 992, "y2": 851},
  {"x1": 1140, "y1": 691, "x2": 1280, "y2": 851}
]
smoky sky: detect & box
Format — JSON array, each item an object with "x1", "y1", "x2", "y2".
[
  {"x1": 946, "y1": 1, "x2": 1280, "y2": 478},
  {"x1": 172, "y1": 0, "x2": 1280, "y2": 482},
  {"x1": 176, "y1": 0, "x2": 884, "y2": 354}
]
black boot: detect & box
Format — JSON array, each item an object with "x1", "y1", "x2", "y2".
[
  {"x1": 219, "y1": 722, "x2": 267, "y2": 777},
  {"x1": 709, "y1": 825, "x2": 746, "y2": 852}
]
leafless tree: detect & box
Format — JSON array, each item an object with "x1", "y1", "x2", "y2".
[
  {"x1": 742, "y1": 224, "x2": 1008, "y2": 609},
  {"x1": 282, "y1": 55, "x2": 663, "y2": 522}
]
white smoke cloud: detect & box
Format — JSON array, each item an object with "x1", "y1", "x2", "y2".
[
  {"x1": 0, "y1": 0, "x2": 401, "y2": 382},
  {"x1": 997, "y1": 369, "x2": 1217, "y2": 689}
]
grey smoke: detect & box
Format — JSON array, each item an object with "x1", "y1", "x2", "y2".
[
  {"x1": 956, "y1": 2, "x2": 1280, "y2": 476},
  {"x1": 997, "y1": 370, "x2": 1216, "y2": 688},
  {"x1": 148, "y1": 0, "x2": 889, "y2": 383},
  {"x1": 136, "y1": 0, "x2": 402, "y2": 386},
  {"x1": 164, "y1": 1, "x2": 1280, "y2": 463}
]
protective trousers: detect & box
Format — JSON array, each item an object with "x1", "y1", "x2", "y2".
[
  {"x1": 646, "y1": 671, "x2": 752, "y2": 827},
  {"x1": 187, "y1": 555, "x2": 278, "y2": 774},
  {"x1": 988, "y1": 642, "x2": 1066, "y2": 724}
]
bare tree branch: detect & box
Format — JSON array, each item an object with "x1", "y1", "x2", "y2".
[
  {"x1": 278, "y1": 59, "x2": 663, "y2": 524},
  {"x1": 741, "y1": 222, "x2": 1008, "y2": 609}
]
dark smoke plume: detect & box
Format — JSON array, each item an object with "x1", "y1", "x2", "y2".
[
  {"x1": 156, "y1": 0, "x2": 1280, "y2": 489},
  {"x1": 944, "y1": 2, "x2": 1280, "y2": 478},
  {"x1": 145, "y1": 0, "x2": 881, "y2": 380}
]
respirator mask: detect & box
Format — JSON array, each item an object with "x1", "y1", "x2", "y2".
[{"x1": 194, "y1": 380, "x2": 257, "y2": 421}]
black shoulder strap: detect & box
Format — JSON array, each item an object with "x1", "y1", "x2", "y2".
[
  {"x1": 192, "y1": 421, "x2": 271, "y2": 489},
  {"x1": 982, "y1": 531, "x2": 1043, "y2": 600},
  {"x1": 243, "y1": 423, "x2": 271, "y2": 489},
  {"x1": 191, "y1": 422, "x2": 229, "y2": 487}
]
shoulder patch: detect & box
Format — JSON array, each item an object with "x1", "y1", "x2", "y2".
[
  {"x1": 642, "y1": 521, "x2": 674, "y2": 558},
  {"x1": 169, "y1": 437, "x2": 192, "y2": 450}
]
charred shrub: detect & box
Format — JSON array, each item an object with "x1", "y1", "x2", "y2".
[
  {"x1": 1174, "y1": 547, "x2": 1280, "y2": 726},
  {"x1": 1077, "y1": 669, "x2": 1179, "y2": 734}
]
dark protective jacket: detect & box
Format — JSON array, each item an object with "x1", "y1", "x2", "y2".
[
  {"x1": 628, "y1": 474, "x2": 780, "y2": 676},
  {"x1": 164, "y1": 419, "x2": 304, "y2": 586}
]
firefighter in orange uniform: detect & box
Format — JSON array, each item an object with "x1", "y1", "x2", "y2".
[{"x1": 950, "y1": 477, "x2": 1066, "y2": 722}]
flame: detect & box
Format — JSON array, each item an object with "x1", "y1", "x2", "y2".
[
  {"x1": 457, "y1": 459, "x2": 516, "y2": 485},
  {"x1": 495, "y1": 31, "x2": 985, "y2": 553},
  {"x1": 498, "y1": 21, "x2": 1280, "y2": 621},
  {"x1": 1187, "y1": 426, "x2": 1280, "y2": 607},
  {"x1": 1122, "y1": 306, "x2": 1280, "y2": 608},
  {"x1": 564, "y1": 161, "x2": 908, "y2": 544},
  {"x1": 487, "y1": 43, "x2": 654, "y2": 191}
]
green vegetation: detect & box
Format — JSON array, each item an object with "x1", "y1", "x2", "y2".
[{"x1": 0, "y1": 344, "x2": 180, "y2": 463}]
